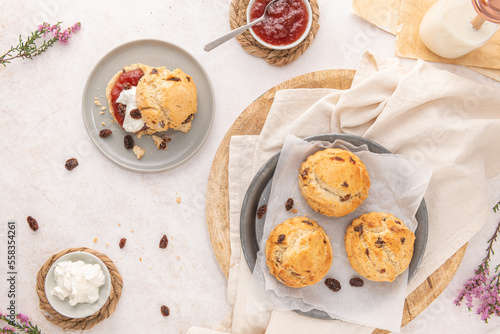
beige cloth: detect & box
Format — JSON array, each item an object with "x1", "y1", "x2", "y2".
[{"x1": 190, "y1": 52, "x2": 500, "y2": 333}]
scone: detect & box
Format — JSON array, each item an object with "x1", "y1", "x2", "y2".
[
  {"x1": 106, "y1": 63, "x2": 155, "y2": 135},
  {"x1": 298, "y1": 148, "x2": 371, "y2": 217},
  {"x1": 344, "y1": 212, "x2": 415, "y2": 282},
  {"x1": 265, "y1": 217, "x2": 333, "y2": 288},
  {"x1": 136, "y1": 68, "x2": 197, "y2": 133}
]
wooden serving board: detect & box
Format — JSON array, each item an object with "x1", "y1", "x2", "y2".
[{"x1": 205, "y1": 69, "x2": 467, "y2": 332}]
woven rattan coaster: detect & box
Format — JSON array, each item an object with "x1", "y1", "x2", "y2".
[
  {"x1": 36, "y1": 247, "x2": 123, "y2": 330},
  {"x1": 230, "y1": 0, "x2": 320, "y2": 66}
]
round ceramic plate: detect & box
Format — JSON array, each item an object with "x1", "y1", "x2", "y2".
[
  {"x1": 82, "y1": 39, "x2": 215, "y2": 172},
  {"x1": 240, "y1": 133, "x2": 428, "y2": 320},
  {"x1": 44, "y1": 252, "x2": 111, "y2": 319}
]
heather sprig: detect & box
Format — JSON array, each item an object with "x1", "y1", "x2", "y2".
[
  {"x1": 0, "y1": 21, "x2": 81, "y2": 67},
  {"x1": 455, "y1": 202, "x2": 500, "y2": 323},
  {"x1": 0, "y1": 313, "x2": 43, "y2": 334}
]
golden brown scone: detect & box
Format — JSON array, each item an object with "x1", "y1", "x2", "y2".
[
  {"x1": 345, "y1": 212, "x2": 415, "y2": 282},
  {"x1": 136, "y1": 68, "x2": 197, "y2": 133},
  {"x1": 265, "y1": 217, "x2": 333, "y2": 288},
  {"x1": 298, "y1": 148, "x2": 371, "y2": 217},
  {"x1": 105, "y1": 63, "x2": 152, "y2": 131}
]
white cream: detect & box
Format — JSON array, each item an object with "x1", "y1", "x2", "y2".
[
  {"x1": 116, "y1": 86, "x2": 145, "y2": 133},
  {"x1": 50, "y1": 260, "x2": 105, "y2": 306},
  {"x1": 419, "y1": 0, "x2": 498, "y2": 58}
]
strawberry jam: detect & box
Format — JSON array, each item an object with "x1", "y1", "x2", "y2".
[
  {"x1": 110, "y1": 69, "x2": 144, "y2": 126},
  {"x1": 250, "y1": 0, "x2": 309, "y2": 46}
]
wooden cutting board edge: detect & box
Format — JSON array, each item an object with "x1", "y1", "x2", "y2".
[{"x1": 205, "y1": 69, "x2": 467, "y2": 331}]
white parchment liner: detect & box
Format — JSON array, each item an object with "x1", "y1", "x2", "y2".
[{"x1": 247, "y1": 134, "x2": 433, "y2": 332}]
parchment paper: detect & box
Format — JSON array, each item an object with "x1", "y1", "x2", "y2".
[{"x1": 247, "y1": 134, "x2": 432, "y2": 332}]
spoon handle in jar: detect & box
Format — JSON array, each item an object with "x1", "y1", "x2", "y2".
[{"x1": 204, "y1": 17, "x2": 264, "y2": 52}]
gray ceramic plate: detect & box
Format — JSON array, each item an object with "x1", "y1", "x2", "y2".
[
  {"x1": 240, "y1": 133, "x2": 428, "y2": 320},
  {"x1": 82, "y1": 39, "x2": 215, "y2": 172},
  {"x1": 45, "y1": 252, "x2": 111, "y2": 319}
]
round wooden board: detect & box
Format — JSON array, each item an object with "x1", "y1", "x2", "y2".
[{"x1": 205, "y1": 69, "x2": 467, "y2": 331}]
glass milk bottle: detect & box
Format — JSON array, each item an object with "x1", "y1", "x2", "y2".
[{"x1": 419, "y1": 0, "x2": 500, "y2": 58}]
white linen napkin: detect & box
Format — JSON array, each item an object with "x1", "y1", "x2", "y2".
[{"x1": 189, "y1": 51, "x2": 500, "y2": 334}]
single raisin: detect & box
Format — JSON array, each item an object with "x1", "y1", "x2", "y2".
[
  {"x1": 401, "y1": 237, "x2": 406, "y2": 244},
  {"x1": 277, "y1": 234, "x2": 285, "y2": 244},
  {"x1": 159, "y1": 234, "x2": 168, "y2": 249},
  {"x1": 99, "y1": 129, "x2": 112, "y2": 138},
  {"x1": 349, "y1": 277, "x2": 364, "y2": 287},
  {"x1": 302, "y1": 220, "x2": 313, "y2": 226},
  {"x1": 158, "y1": 121, "x2": 165, "y2": 128},
  {"x1": 181, "y1": 114, "x2": 194, "y2": 124},
  {"x1": 375, "y1": 237, "x2": 385, "y2": 247},
  {"x1": 395, "y1": 220, "x2": 402, "y2": 225},
  {"x1": 117, "y1": 103, "x2": 126, "y2": 117},
  {"x1": 354, "y1": 224, "x2": 363, "y2": 234},
  {"x1": 349, "y1": 156, "x2": 356, "y2": 164},
  {"x1": 167, "y1": 77, "x2": 181, "y2": 82},
  {"x1": 299, "y1": 168, "x2": 309, "y2": 180},
  {"x1": 151, "y1": 68, "x2": 158, "y2": 74},
  {"x1": 333, "y1": 156, "x2": 344, "y2": 161},
  {"x1": 122, "y1": 82, "x2": 132, "y2": 90},
  {"x1": 119, "y1": 238, "x2": 127, "y2": 249},
  {"x1": 186, "y1": 76, "x2": 191, "y2": 82},
  {"x1": 365, "y1": 249, "x2": 369, "y2": 256},
  {"x1": 160, "y1": 305, "x2": 170, "y2": 317},
  {"x1": 340, "y1": 194, "x2": 351, "y2": 202},
  {"x1": 65, "y1": 158, "x2": 79, "y2": 171},
  {"x1": 285, "y1": 198, "x2": 294, "y2": 211},
  {"x1": 325, "y1": 278, "x2": 341, "y2": 292},
  {"x1": 130, "y1": 109, "x2": 142, "y2": 119},
  {"x1": 257, "y1": 205, "x2": 267, "y2": 219},
  {"x1": 124, "y1": 135, "x2": 134, "y2": 150},
  {"x1": 27, "y1": 216, "x2": 39, "y2": 231},
  {"x1": 341, "y1": 182, "x2": 348, "y2": 187},
  {"x1": 139, "y1": 124, "x2": 150, "y2": 132},
  {"x1": 380, "y1": 269, "x2": 386, "y2": 273}
]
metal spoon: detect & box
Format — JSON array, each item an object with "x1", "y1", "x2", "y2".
[{"x1": 204, "y1": 0, "x2": 279, "y2": 52}]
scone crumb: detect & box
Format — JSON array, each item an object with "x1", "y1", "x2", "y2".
[
  {"x1": 94, "y1": 98, "x2": 102, "y2": 106},
  {"x1": 152, "y1": 135, "x2": 171, "y2": 150},
  {"x1": 139, "y1": 257, "x2": 142, "y2": 261},
  {"x1": 176, "y1": 196, "x2": 181, "y2": 204},
  {"x1": 291, "y1": 208, "x2": 298, "y2": 213},
  {"x1": 100, "y1": 111, "x2": 105, "y2": 115},
  {"x1": 176, "y1": 256, "x2": 180, "y2": 259},
  {"x1": 133, "y1": 145, "x2": 145, "y2": 160},
  {"x1": 101, "y1": 122, "x2": 106, "y2": 126},
  {"x1": 118, "y1": 223, "x2": 121, "y2": 226},
  {"x1": 93, "y1": 237, "x2": 98, "y2": 243},
  {"x1": 106, "y1": 243, "x2": 109, "y2": 247},
  {"x1": 101, "y1": 106, "x2": 107, "y2": 111}
]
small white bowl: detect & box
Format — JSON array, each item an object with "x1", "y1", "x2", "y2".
[
  {"x1": 246, "y1": 0, "x2": 313, "y2": 50},
  {"x1": 44, "y1": 251, "x2": 112, "y2": 319}
]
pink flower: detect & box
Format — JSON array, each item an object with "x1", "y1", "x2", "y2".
[{"x1": 17, "y1": 313, "x2": 29, "y2": 324}]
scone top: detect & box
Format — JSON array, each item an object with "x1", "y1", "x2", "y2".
[{"x1": 298, "y1": 148, "x2": 371, "y2": 217}]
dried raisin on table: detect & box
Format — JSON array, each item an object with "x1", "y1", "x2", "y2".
[
  {"x1": 256, "y1": 205, "x2": 267, "y2": 219},
  {"x1": 349, "y1": 277, "x2": 364, "y2": 287},
  {"x1": 119, "y1": 238, "x2": 127, "y2": 249},
  {"x1": 161, "y1": 305, "x2": 170, "y2": 317},
  {"x1": 159, "y1": 234, "x2": 168, "y2": 249},
  {"x1": 325, "y1": 278, "x2": 341, "y2": 292},
  {"x1": 99, "y1": 129, "x2": 112, "y2": 138},
  {"x1": 285, "y1": 198, "x2": 294, "y2": 211},
  {"x1": 27, "y1": 216, "x2": 39, "y2": 231},
  {"x1": 124, "y1": 135, "x2": 134, "y2": 150},
  {"x1": 65, "y1": 158, "x2": 79, "y2": 171}
]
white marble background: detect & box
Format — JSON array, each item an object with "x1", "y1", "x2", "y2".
[{"x1": 0, "y1": 0, "x2": 500, "y2": 333}]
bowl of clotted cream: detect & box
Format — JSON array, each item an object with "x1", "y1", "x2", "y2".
[{"x1": 44, "y1": 251, "x2": 112, "y2": 318}]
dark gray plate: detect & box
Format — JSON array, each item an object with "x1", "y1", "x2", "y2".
[
  {"x1": 240, "y1": 133, "x2": 428, "y2": 320},
  {"x1": 82, "y1": 39, "x2": 215, "y2": 172}
]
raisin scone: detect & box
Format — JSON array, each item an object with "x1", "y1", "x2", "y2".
[
  {"x1": 344, "y1": 212, "x2": 415, "y2": 282},
  {"x1": 298, "y1": 148, "x2": 371, "y2": 217},
  {"x1": 265, "y1": 217, "x2": 333, "y2": 288},
  {"x1": 136, "y1": 68, "x2": 197, "y2": 133},
  {"x1": 106, "y1": 63, "x2": 156, "y2": 136}
]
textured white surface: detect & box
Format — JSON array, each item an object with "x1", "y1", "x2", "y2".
[{"x1": 0, "y1": 0, "x2": 500, "y2": 333}]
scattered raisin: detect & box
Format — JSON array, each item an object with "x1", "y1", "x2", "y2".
[
  {"x1": 99, "y1": 129, "x2": 112, "y2": 138},
  {"x1": 119, "y1": 238, "x2": 127, "y2": 249},
  {"x1": 380, "y1": 269, "x2": 386, "y2": 273},
  {"x1": 151, "y1": 68, "x2": 158, "y2": 74},
  {"x1": 186, "y1": 76, "x2": 191, "y2": 82},
  {"x1": 117, "y1": 103, "x2": 126, "y2": 117},
  {"x1": 365, "y1": 248, "x2": 369, "y2": 256},
  {"x1": 181, "y1": 114, "x2": 194, "y2": 124},
  {"x1": 167, "y1": 77, "x2": 181, "y2": 82},
  {"x1": 285, "y1": 198, "x2": 294, "y2": 211},
  {"x1": 122, "y1": 82, "x2": 132, "y2": 90},
  {"x1": 130, "y1": 109, "x2": 142, "y2": 119},
  {"x1": 401, "y1": 237, "x2": 406, "y2": 244},
  {"x1": 395, "y1": 220, "x2": 402, "y2": 225},
  {"x1": 257, "y1": 205, "x2": 267, "y2": 219},
  {"x1": 333, "y1": 156, "x2": 344, "y2": 161},
  {"x1": 65, "y1": 158, "x2": 79, "y2": 171},
  {"x1": 159, "y1": 234, "x2": 168, "y2": 249},
  {"x1": 325, "y1": 278, "x2": 341, "y2": 292},
  {"x1": 349, "y1": 277, "x2": 364, "y2": 287},
  {"x1": 302, "y1": 220, "x2": 313, "y2": 226},
  {"x1": 124, "y1": 135, "x2": 134, "y2": 149},
  {"x1": 27, "y1": 216, "x2": 39, "y2": 231},
  {"x1": 341, "y1": 182, "x2": 349, "y2": 187},
  {"x1": 349, "y1": 156, "x2": 356, "y2": 164},
  {"x1": 375, "y1": 237, "x2": 385, "y2": 247},
  {"x1": 160, "y1": 305, "x2": 170, "y2": 317},
  {"x1": 299, "y1": 168, "x2": 309, "y2": 180},
  {"x1": 354, "y1": 224, "x2": 363, "y2": 234},
  {"x1": 277, "y1": 234, "x2": 285, "y2": 244},
  {"x1": 340, "y1": 194, "x2": 351, "y2": 202}
]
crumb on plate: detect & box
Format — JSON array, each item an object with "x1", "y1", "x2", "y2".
[{"x1": 133, "y1": 145, "x2": 145, "y2": 160}]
